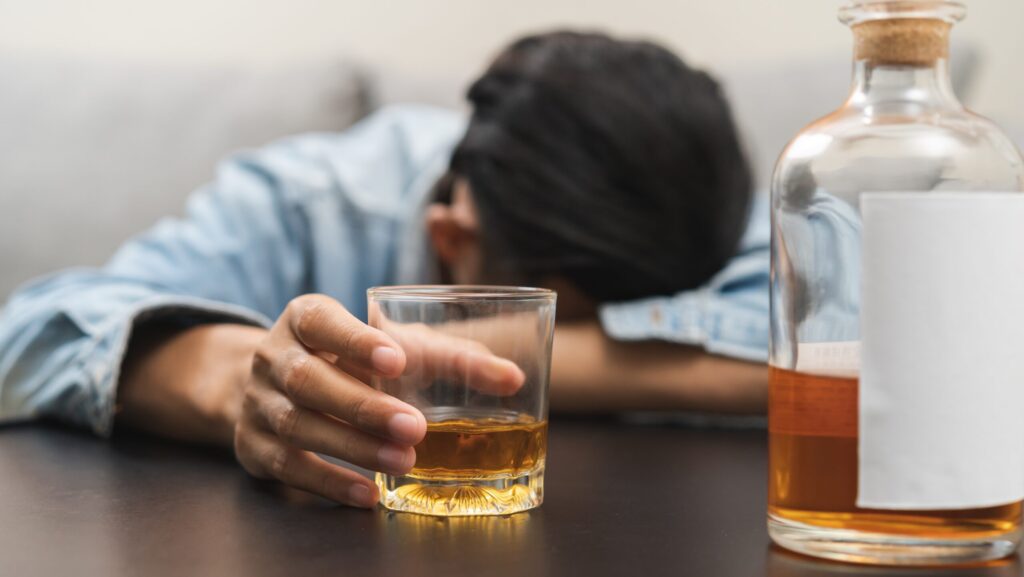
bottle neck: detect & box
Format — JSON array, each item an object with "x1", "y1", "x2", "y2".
[
  {"x1": 846, "y1": 58, "x2": 961, "y2": 111},
  {"x1": 844, "y1": 18, "x2": 961, "y2": 112}
]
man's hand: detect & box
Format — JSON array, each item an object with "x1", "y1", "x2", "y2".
[
  {"x1": 233, "y1": 294, "x2": 427, "y2": 508},
  {"x1": 119, "y1": 294, "x2": 525, "y2": 508}
]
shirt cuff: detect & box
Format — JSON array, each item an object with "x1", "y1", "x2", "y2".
[{"x1": 598, "y1": 292, "x2": 768, "y2": 363}]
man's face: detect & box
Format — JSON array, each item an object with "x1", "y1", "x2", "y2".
[
  {"x1": 424, "y1": 178, "x2": 596, "y2": 320},
  {"x1": 424, "y1": 178, "x2": 484, "y2": 286}
]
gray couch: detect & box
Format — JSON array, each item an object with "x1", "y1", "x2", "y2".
[{"x1": 0, "y1": 54, "x2": 369, "y2": 299}]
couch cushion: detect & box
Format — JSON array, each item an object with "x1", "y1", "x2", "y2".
[{"x1": 0, "y1": 54, "x2": 369, "y2": 299}]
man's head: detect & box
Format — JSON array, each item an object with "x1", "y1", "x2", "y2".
[{"x1": 426, "y1": 30, "x2": 751, "y2": 313}]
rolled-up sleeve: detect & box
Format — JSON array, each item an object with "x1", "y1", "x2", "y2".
[
  {"x1": 598, "y1": 195, "x2": 771, "y2": 363},
  {"x1": 0, "y1": 105, "x2": 465, "y2": 437},
  {"x1": 0, "y1": 148, "x2": 316, "y2": 436}
]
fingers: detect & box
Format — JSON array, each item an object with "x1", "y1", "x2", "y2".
[
  {"x1": 235, "y1": 425, "x2": 379, "y2": 508},
  {"x1": 285, "y1": 294, "x2": 406, "y2": 377},
  {"x1": 254, "y1": 344, "x2": 427, "y2": 445},
  {"x1": 393, "y1": 325, "x2": 526, "y2": 396},
  {"x1": 443, "y1": 346, "x2": 526, "y2": 396},
  {"x1": 246, "y1": 385, "x2": 416, "y2": 475},
  {"x1": 283, "y1": 294, "x2": 524, "y2": 397}
]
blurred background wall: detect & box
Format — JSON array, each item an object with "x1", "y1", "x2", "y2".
[{"x1": 1, "y1": 0, "x2": 1021, "y2": 118}]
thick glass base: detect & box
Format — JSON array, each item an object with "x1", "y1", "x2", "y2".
[
  {"x1": 768, "y1": 511, "x2": 1022, "y2": 566},
  {"x1": 377, "y1": 465, "x2": 544, "y2": 516}
]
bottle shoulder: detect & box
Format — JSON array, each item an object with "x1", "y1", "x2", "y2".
[
  {"x1": 777, "y1": 107, "x2": 1020, "y2": 167},
  {"x1": 772, "y1": 106, "x2": 1024, "y2": 203}
]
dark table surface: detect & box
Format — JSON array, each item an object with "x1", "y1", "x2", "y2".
[{"x1": 1, "y1": 418, "x2": 1020, "y2": 577}]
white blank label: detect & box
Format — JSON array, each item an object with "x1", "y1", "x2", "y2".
[{"x1": 859, "y1": 192, "x2": 1024, "y2": 510}]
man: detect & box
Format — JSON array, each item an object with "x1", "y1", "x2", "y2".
[{"x1": 0, "y1": 31, "x2": 768, "y2": 506}]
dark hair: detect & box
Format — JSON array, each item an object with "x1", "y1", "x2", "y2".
[{"x1": 445, "y1": 30, "x2": 751, "y2": 302}]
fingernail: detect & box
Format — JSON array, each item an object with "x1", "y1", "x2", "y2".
[
  {"x1": 371, "y1": 346, "x2": 401, "y2": 375},
  {"x1": 349, "y1": 483, "x2": 374, "y2": 507},
  {"x1": 378, "y1": 444, "x2": 412, "y2": 474},
  {"x1": 388, "y1": 412, "x2": 423, "y2": 444}
]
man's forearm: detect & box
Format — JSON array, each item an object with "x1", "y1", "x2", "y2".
[
  {"x1": 549, "y1": 321, "x2": 767, "y2": 414},
  {"x1": 117, "y1": 323, "x2": 267, "y2": 446}
]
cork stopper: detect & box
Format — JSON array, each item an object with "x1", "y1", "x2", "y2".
[
  {"x1": 852, "y1": 18, "x2": 951, "y2": 66},
  {"x1": 840, "y1": 2, "x2": 964, "y2": 66}
]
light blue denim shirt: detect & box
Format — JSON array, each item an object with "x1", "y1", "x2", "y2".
[{"x1": 0, "y1": 104, "x2": 769, "y2": 436}]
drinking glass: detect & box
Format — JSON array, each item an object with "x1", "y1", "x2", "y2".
[{"x1": 367, "y1": 285, "x2": 556, "y2": 516}]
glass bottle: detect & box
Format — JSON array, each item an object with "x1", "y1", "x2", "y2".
[{"x1": 768, "y1": 0, "x2": 1024, "y2": 565}]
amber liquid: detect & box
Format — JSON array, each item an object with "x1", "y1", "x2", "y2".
[
  {"x1": 768, "y1": 366, "x2": 1021, "y2": 538},
  {"x1": 411, "y1": 416, "x2": 547, "y2": 479},
  {"x1": 377, "y1": 411, "x2": 547, "y2": 516}
]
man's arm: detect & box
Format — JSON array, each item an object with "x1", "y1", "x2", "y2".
[
  {"x1": 117, "y1": 322, "x2": 267, "y2": 446},
  {"x1": 436, "y1": 312, "x2": 768, "y2": 415},
  {"x1": 114, "y1": 316, "x2": 766, "y2": 458},
  {"x1": 0, "y1": 146, "x2": 306, "y2": 436},
  {"x1": 550, "y1": 320, "x2": 767, "y2": 414},
  {"x1": 0, "y1": 106, "x2": 461, "y2": 436}
]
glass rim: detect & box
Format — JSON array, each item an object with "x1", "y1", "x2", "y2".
[
  {"x1": 367, "y1": 285, "x2": 557, "y2": 302},
  {"x1": 839, "y1": 1, "x2": 965, "y2": 25}
]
